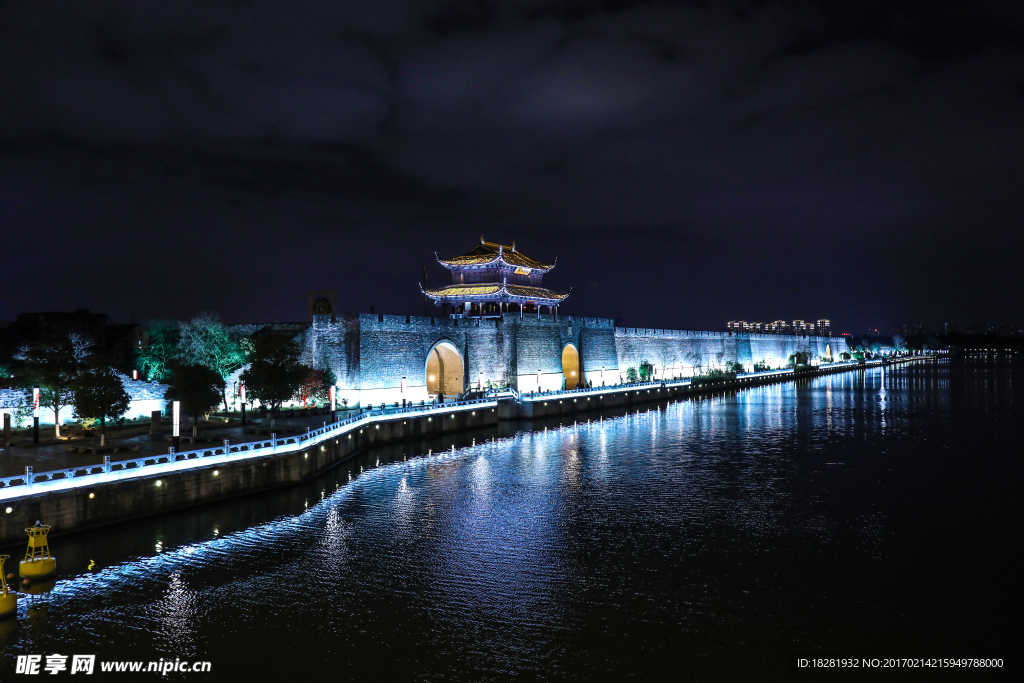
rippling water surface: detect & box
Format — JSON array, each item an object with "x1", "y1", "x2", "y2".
[{"x1": 0, "y1": 362, "x2": 1018, "y2": 679}]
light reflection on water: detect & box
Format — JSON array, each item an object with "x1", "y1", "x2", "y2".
[{"x1": 0, "y1": 362, "x2": 1017, "y2": 680}]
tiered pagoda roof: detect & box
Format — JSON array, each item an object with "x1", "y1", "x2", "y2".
[
  {"x1": 422, "y1": 238, "x2": 568, "y2": 313},
  {"x1": 436, "y1": 240, "x2": 556, "y2": 273},
  {"x1": 422, "y1": 283, "x2": 569, "y2": 302}
]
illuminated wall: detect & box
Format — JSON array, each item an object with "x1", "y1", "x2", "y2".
[
  {"x1": 0, "y1": 374, "x2": 168, "y2": 427},
  {"x1": 0, "y1": 319, "x2": 854, "y2": 425},
  {"x1": 299, "y1": 314, "x2": 851, "y2": 407},
  {"x1": 615, "y1": 328, "x2": 851, "y2": 379}
]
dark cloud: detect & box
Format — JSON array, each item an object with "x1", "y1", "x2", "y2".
[{"x1": 1, "y1": 1, "x2": 1022, "y2": 330}]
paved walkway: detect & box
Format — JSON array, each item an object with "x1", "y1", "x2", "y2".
[{"x1": 0, "y1": 411, "x2": 360, "y2": 478}]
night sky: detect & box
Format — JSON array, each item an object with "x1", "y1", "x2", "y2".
[{"x1": 2, "y1": 1, "x2": 1022, "y2": 332}]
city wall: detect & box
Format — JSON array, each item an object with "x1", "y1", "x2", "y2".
[
  {"x1": 302, "y1": 313, "x2": 849, "y2": 407},
  {"x1": 3, "y1": 314, "x2": 851, "y2": 423}
]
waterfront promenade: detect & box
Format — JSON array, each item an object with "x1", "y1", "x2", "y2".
[{"x1": 0, "y1": 358, "x2": 920, "y2": 547}]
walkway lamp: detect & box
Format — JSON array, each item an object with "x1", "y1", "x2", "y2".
[
  {"x1": 172, "y1": 400, "x2": 180, "y2": 451},
  {"x1": 32, "y1": 386, "x2": 39, "y2": 444}
]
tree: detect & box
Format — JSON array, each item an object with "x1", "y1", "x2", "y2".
[
  {"x1": 296, "y1": 368, "x2": 337, "y2": 407},
  {"x1": 686, "y1": 350, "x2": 703, "y2": 377},
  {"x1": 178, "y1": 315, "x2": 244, "y2": 409},
  {"x1": 11, "y1": 390, "x2": 33, "y2": 428},
  {"x1": 72, "y1": 367, "x2": 131, "y2": 441},
  {"x1": 67, "y1": 333, "x2": 93, "y2": 362},
  {"x1": 240, "y1": 334, "x2": 308, "y2": 417},
  {"x1": 788, "y1": 351, "x2": 809, "y2": 367},
  {"x1": 164, "y1": 363, "x2": 225, "y2": 436},
  {"x1": 625, "y1": 367, "x2": 639, "y2": 383},
  {"x1": 638, "y1": 360, "x2": 654, "y2": 382},
  {"x1": 23, "y1": 336, "x2": 82, "y2": 438},
  {"x1": 724, "y1": 360, "x2": 745, "y2": 375},
  {"x1": 137, "y1": 321, "x2": 180, "y2": 382}
]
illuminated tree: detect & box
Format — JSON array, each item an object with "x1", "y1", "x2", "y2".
[
  {"x1": 22, "y1": 336, "x2": 82, "y2": 438},
  {"x1": 296, "y1": 368, "x2": 337, "y2": 408},
  {"x1": 241, "y1": 334, "x2": 308, "y2": 417},
  {"x1": 724, "y1": 360, "x2": 745, "y2": 375},
  {"x1": 72, "y1": 367, "x2": 131, "y2": 440},
  {"x1": 787, "y1": 351, "x2": 809, "y2": 367},
  {"x1": 638, "y1": 360, "x2": 654, "y2": 381},
  {"x1": 137, "y1": 321, "x2": 179, "y2": 382},
  {"x1": 177, "y1": 314, "x2": 244, "y2": 410}
]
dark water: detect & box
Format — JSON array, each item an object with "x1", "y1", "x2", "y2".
[{"x1": 0, "y1": 362, "x2": 1018, "y2": 680}]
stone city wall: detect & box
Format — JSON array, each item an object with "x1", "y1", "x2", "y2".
[
  {"x1": 0, "y1": 316, "x2": 852, "y2": 422},
  {"x1": 614, "y1": 328, "x2": 851, "y2": 380},
  {"x1": 303, "y1": 314, "x2": 848, "y2": 405}
]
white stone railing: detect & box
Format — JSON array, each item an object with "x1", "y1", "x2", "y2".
[{"x1": 0, "y1": 397, "x2": 497, "y2": 502}]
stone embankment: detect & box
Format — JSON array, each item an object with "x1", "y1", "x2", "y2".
[{"x1": 0, "y1": 358, "x2": 922, "y2": 548}]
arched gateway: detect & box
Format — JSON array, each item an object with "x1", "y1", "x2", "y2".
[
  {"x1": 562, "y1": 343, "x2": 580, "y2": 390},
  {"x1": 426, "y1": 341, "x2": 464, "y2": 399}
]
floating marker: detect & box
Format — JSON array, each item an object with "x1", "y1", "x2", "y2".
[
  {"x1": 0, "y1": 555, "x2": 15, "y2": 618},
  {"x1": 20, "y1": 524, "x2": 56, "y2": 580}
]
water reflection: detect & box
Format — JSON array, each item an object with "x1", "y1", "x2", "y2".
[{"x1": 0, "y1": 361, "x2": 1016, "y2": 679}]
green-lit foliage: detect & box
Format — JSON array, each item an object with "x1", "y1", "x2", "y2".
[
  {"x1": 638, "y1": 360, "x2": 654, "y2": 381},
  {"x1": 137, "y1": 321, "x2": 179, "y2": 382}
]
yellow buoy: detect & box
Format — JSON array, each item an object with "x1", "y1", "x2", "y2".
[
  {"x1": 20, "y1": 525, "x2": 56, "y2": 580},
  {"x1": 0, "y1": 555, "x2": 16, "y2": 618}
]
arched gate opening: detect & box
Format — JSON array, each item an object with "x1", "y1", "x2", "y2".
[
  {"x1": 562, "y1": 344, "x2": 580, "y2": 390},
  {"x1": 426, "y1": 342, "x2": 464, "y2": 399}
]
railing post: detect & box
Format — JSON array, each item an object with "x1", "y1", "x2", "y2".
[
  {"x1": 25, "y1": 466, "x2": 33, "y2": 485},
  {"x1": 103, "y1": 455, "x2": 111, "y2": 474},
  {"x1": 272, "y1": 433, "x2": 277, "y2": 450},
  {"x1": 224, "y1": 439, "x2": 230, "y2": 453}
]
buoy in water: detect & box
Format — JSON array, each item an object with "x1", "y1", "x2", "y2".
[
  {"x1": 0, "y1": 555, "x2": 16, "y2": 618},
  {"x1": 19, "y1": 524, "x2": 56, "y2": 580}
]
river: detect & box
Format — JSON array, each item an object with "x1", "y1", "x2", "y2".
[{"x1": 0, "y1": 361, "x2": 1016, "y2": 679}]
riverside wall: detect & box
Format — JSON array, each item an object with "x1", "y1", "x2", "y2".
[
  {"x1": 302, "y1": 313, "x2": 850, "y2": 407},
  {"x1": 1, "y1": 314, "x2": 850, "y2": 425},
  {"x1": 0, "y1": 357, "x2": 917, "y2": 549},
  {"x1": 0, "y1": 405, "x2": 497, "y2": 548}
]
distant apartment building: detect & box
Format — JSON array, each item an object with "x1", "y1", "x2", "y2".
[{"x1": 728, "y1": 319, "x2": 829, "y2": 335}]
